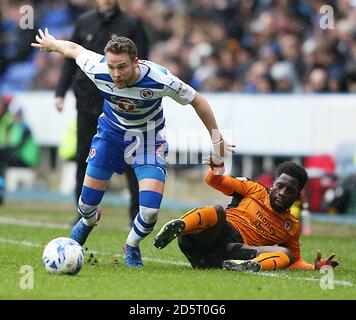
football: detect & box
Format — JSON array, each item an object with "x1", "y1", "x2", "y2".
[{"x1": 42, "y1": 237, "x2": 84, "y2": 275}]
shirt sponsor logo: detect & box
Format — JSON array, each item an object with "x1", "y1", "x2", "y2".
[
  {"x1": 118, "y1": 99, "x2": 135, "y2": 112},
  {"x1": 110, "y1": 97, "x2": 142, "y2": 113},
  {"x1": 255, "y1": 210, "x2": 277, "y2": 236}
]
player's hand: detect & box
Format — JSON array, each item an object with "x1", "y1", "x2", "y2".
[
  {"x1": 314, "y1": 250, "x2": 339, "y2": 270},
  {"x1": 31, "y1": 28, "x2": 56, "y2": 52},
  {"x1": 55, "y1": 97, "x2": 64, "y2": 112},
  {"x1": 203, "y1": 156, "x2": 225, "y2": 174},
  {"x1": 212, "y1": 137, "x2": 236, "y2": 159}
]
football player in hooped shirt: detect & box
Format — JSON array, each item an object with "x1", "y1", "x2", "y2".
[{"x1": 32, "y1": 28, "x2": 235, "y2": 267}]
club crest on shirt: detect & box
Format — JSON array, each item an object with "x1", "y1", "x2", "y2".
[
  {"x1": 140, "y1": 88, "x2": 154, "y2": 99},
  {"x1": 284, "y1": 220, "x2": 292, "y2": 230},
  {"x1": 89, "y1": 148, "x2": 96, "y2": 159}
]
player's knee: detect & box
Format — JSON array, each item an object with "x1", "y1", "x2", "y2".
[
  {"x1": 229, "y1": 243, "x2": 258, "y2": 260},
  {"x1": 278, "y1": 247, "x2": 295, "y2": 263},
  {"x1": 177, "y1": 235, "x2": 200, "y2": 265},
  {"x1": 139, "y1": 206, "x2": 159, "y2": 224},
  {"x1": 80, "y1": 185, "x2": 105, "y2": 207},
  {"x1": 139, "y1": 190, "x2": 162, "y2": 223}
]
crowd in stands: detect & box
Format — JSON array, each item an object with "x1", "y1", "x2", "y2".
[{"x1": 1, "y1": 0, "x2": 356, "y2": 94}]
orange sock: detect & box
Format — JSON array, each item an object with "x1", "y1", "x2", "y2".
[
  {"x1": 180, "y1": 206, "x2": 218, "y2": 234},
  {"x1": 253, "y1": 252, "x2": 291, "y2": 271}
]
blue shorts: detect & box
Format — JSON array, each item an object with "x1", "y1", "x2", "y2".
[{"x1": 86, "y1": 116, "x2": 168, "y2": 175}]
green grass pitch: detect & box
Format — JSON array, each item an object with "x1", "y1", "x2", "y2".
[{"x1": 1, "y1": 202, "x2": 356, "y2": 300}]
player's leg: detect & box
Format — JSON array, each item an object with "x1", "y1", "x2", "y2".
[
  {"x1": 69, "y1": 133, "x2": 117, "y2": 246},
  {"x1": 222, "y1": 244, "x2": 293, "y2": 272},
  {"x1": 125, "y1": 165, "x2": 166, "y2": 267},
  {"x1": 176, "y1": 207, "x2": 228, "y2": 268},
  {"x1": 177, "y1": 235, "x2": 225, "y2": 269},
  {"x1": 69, "y1": 165, "x2": 112, "y2": 245},
  {"x1": 154, "y1": 205, "x2": 226, "y2": 249}
]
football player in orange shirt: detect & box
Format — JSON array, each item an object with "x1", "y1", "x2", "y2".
[{"x1": 154, "y1": 159, "x2": 339, "y2": 272}]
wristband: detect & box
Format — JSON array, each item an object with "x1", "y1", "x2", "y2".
[{"x1": 212, "y1": 137, "x2": 223, "y2": 145}]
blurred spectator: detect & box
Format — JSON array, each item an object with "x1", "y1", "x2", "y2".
[
  {"x1": 0, "y1": 95, "x2": 14, "y2": 204},
  {"x1": 0, "y1": 96, "x2": 39, "y2": 204},
  {"x1": 346, "y1": 63, "x2": 356, "y2": 92},
  {"x1": 322, "y1": 177, "x2": 351, "y2": 214},
  {"x1": 1, "y1": 0, "x2": 356, "y2": 93},
  {"x1": 270, "y1": 61, "x2": 299, "y2": 93},
  {"x1": 0, "y1": 1, "x2": 37, "y2": 69},
  {"x1": 306, "y1": 67, "x2": 330, "y2": 93},
  {"x1": 6, "y1": 101, "x2": 40, "y2": 168},
  {"x1": 0, "y1": 0, "x2": 38, "y2": 91}
]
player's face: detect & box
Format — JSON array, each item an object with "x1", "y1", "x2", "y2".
[
  {"x1": 269, "y1": 173, "x2": 300, "y2": 213},
  {"x1": 106, "y1": 52, "x2": 139, "y2": 89}
]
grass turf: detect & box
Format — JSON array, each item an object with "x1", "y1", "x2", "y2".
[{"x1": 0, "y1": 202, "x2": 356, "y2": 300}]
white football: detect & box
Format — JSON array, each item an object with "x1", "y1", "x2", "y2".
[{"x1": 42, "y1": 237, "x2": 84, "y2": 275}]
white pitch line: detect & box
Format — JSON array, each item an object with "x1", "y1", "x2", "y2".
[
  {"x1": 254, "y1": 270, "x2": 354, "y2": 287},
  {"x1": 0, "y1": 220, "x2": 354, "y2": 288},
  {"x1": 0, "y1": 237, "x2": 43, "y2": 248},
  {"x1": 0, "y1": 237, "x2": 189, "y2": 267},
  {"x1": 0, "y1": 217, "x2": 71, "y2": 230},
  {"x1": 0, "y1": 236, "x2": 353, "y2": 287}
]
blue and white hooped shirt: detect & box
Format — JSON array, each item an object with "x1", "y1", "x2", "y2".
[{"x1": 76, "y1": 50, "x2": 196, "y2": 133}]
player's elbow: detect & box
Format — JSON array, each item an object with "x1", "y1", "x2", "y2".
[{"x1": 204, "y1": 169, "x2": 216, "y2": 186}]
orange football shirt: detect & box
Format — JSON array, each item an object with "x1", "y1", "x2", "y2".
[{"x1": 205, "y1": 169, "x2": 302, "y2": 260}]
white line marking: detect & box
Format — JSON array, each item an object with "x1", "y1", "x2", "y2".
[
  {"x1": 254, "y1": 270, "x2": 354, "y2": 287},
  {"x1": 0, "y1": 217, "x2": 70, "y2": 229},
  {"x1": 0, "y1": 218, "x2": 354, "y2": 288},
  {"x1": 0, "y1": 238, "x2": 43, "y2": 248},
  {"x1": 0, "y1": 237, "x2": 353, "y2": 287},
  {"x1": 0, "y1": 237, "x2": 188, "y2": 267}
]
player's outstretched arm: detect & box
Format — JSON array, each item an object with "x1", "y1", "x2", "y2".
[
  {"x1": 31, "y1": 28, "x2": 85, "y2": 60},
  {"x1": 289, "y1": 250, "x2": 339, "y2": 270},
  {"x1": 191, "y1": 92, "x2": 235, "y2": 159}
]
